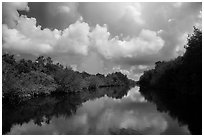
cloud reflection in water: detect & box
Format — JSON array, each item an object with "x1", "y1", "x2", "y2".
[{"x1": 8, "y1": 87, "x2": 189, "y2": 135}]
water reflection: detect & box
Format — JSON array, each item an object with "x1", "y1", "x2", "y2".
[
  {"x1": 3, "y1": 87, "x2": 190, "y2": 135},
  {"x1": 139, "y1": 87, "x2": 202, "y2": 134}
]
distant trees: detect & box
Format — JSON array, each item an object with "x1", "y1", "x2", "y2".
[
  {"x1": 2, "y1": 53, "x2": 134, "y2": 100},
  {"x1": 139, "y1": 28, "x2": 201, "y2": 90},
  {"x1": 106, "y1": 72, "x2": 129, "y2": 86},
  {"x1": 54, "y1": 67, "x2": 82, "y2": 92},
  {"x1": 138, "y1": 27, "x2": 202, "y2": 135},
  {"x1": 3, "y1": 79, "x2": 132, "y2": 135},
  {"x1": 3, "y1": 54, "x2": 16, "y2": 65}
]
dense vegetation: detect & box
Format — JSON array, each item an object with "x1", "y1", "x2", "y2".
[
  {"x1": 2, "y1": 53, "x2": 136, "y2": 101},
  {"x1": 138, "y1": 27, "x2": 202, "y2": 134}
]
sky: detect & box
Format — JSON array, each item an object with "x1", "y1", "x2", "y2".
[{"x1": 2, "y1": 2, "x2": 202, "y2": 80}]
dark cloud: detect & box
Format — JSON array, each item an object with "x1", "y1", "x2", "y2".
[
  {"x1": 19, "y1": 2, "x2": 80, "y2": 30},
  {"x1": 2, "y1": 2, "x2": 202, "y2": 77},
  {"x1": 2, "y1": 2, "x2": 29, "y2": 28}
]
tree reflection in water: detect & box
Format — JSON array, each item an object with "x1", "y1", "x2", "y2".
[
  {"x1": 2, "y1": 86, "x2": 131, "y2": 135},
  {"x1": 139, "y1": 87, "x2": 201, "y2": 135}
]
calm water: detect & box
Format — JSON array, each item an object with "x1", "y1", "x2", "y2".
[{"x1": 3, "y1": 87, "x2": 190, "y2": 135}]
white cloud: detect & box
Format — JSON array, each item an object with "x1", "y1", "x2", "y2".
[
  {"x1": 58, "y1": 6, "x2": 71, "y2": 13},
  {"x1": 91, "y1": 24, "x2": 164, "y2": 59},
  {"x1": 3, "y1": 4, "x2": 164, "y2": 63},
  {"x1": 174, "y1": 33, "x2": 188, "y2": 56},
  {"x1": 124, "y1": 4, "x2": 144, "y2": 25},
  {"x1": 3, "y1": 14, "x2": 90, "y2": 56},
  {"x1": 113, "y1": 66, "x2": 130, "y2": 76},
  {"x1": 2, "y1": 2, "x2": 29, "y2": 28},
  {"x1": 56, "y1": 20, "x2": 90, "y2": 55},
  {"x1": 2, "y1": 2, "x2": 201, "y2": 75},
  {"x1": 112, "y1": 65, "x2": 151, "y2": 80},
  {"x1": 70, "y1": 64, "x2": 78, "y2": 71},
  {"x1": 3, "y1": 24, "x2": 53, "y2": 55},
  {"x1": 78, "y1": 2, "x2": 144, "y2": 37}
]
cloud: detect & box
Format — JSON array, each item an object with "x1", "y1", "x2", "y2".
[
  {"x1": 56, "y1": 20, "x2": 90, "y2": 55},
  {"x1": 2, "y1": 2, "x2": 29, "y2": 28},
  {"x1": 8, "y1": 86, "x2": 190, "y2": 135},
  {"x1": 3, "y1": 3, "x2": 164, "y2": 64},
  {"x1": 2, "y1": 2, "x2": 202, "y2": 75},
  {"x1": 91, "y1": 24, "x2": 164, "y2": 60},
  {"x1": 78, "y1": 2, "x2": 144, "y2": 37},
  {"x1": 57, "y1": 6, "x2": 71, "y2": 13},
  {"x1": 122, "y1": 3, "x2": 144, "y2": 25},
  {"x1": 141, "y1": 2, "x2": 202, "y2": 60},
  {"x1": 3, "y1": 24, "x2": 53, "y2": 55},
  {"x1": 18, "y1": 3, "x2": 80, "y2": 30},
  {"x1": 3, "y1": 15, "x2": 57, "y2": 55},
  {"x1": 49, "y1": 3, "x2": 79, "y2": 16},
  {"x1": 112, "y1": 65, "x2": 153, "y2": 80},
  {"x1": 80, "y1": 52, "x2": 105, "y2": 74},
  {"x1": 3, "y1": 14, "x2": 90, "y2": 56}
]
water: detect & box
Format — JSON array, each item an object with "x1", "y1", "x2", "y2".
[{"x1": 3, "y1": 86, "x2": 190, "y2": 135}]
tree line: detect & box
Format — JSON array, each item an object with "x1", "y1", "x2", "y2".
[
  {"x1": 2, "y1": 53, "x2": 136, "y2": 101},
  {"x1": 138, "y1": 27, "x2": 202, "y2": 135}
]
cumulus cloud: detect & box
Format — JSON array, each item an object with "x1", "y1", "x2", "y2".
[
  {"x1": 3, "y1": 24, "x2": 53, "y2": 55},
  {"x1": 2, "y1": 2, "x2": 202, "y2": 75},
  {"x1": 2, "y1": 2, "x2": 29, "y2": 28},
  {"x1": 3, "y1": 10, "x2": 90, "y2": 56},
  {"x1": 3, "y1": 3, "x2": 164, "y2": 63},
  {"x1": 91, "y1": 24, "x2": 164, "y2": 60},
  {"x1": 56, "y1": 20, "x2": 90, "y2": 55},
  {"x1": 141, "y1": 2, "x2": 202, "y2": 60},
  {"x1": 78, "y1": 2, "x2": 144, "y2": 37}
]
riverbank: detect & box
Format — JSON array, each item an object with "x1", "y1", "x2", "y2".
[
  {"x1": 3, "y1": 53, "x2": 137, "y2": 102},
  {"x1": 138, "y1": 28, "x2": 202, "y2": 135},
  {"x1": 3, "y1": 84, "x2": 133, "y2": 134}
]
